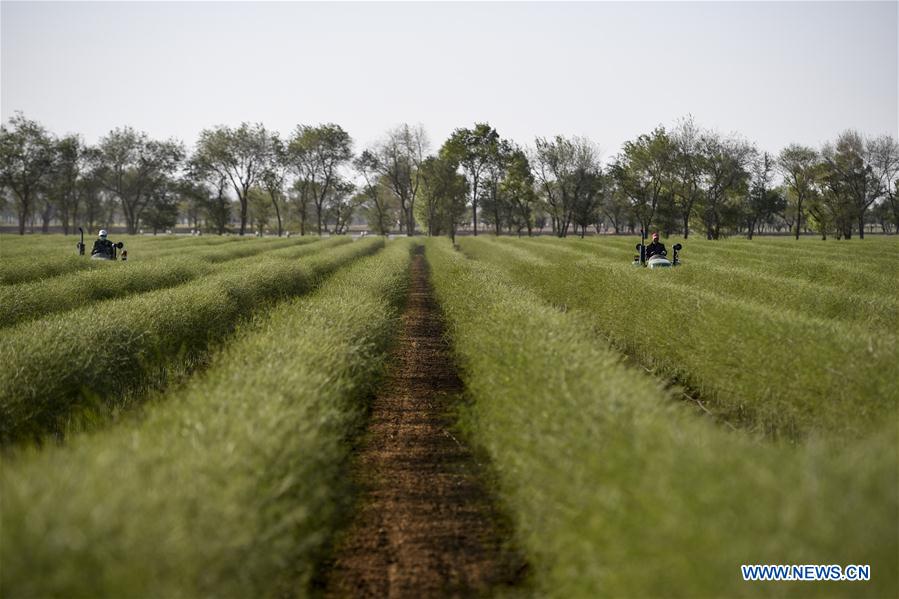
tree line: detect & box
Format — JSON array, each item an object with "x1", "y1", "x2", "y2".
[{"x1": 1, "y1": 112, "x2": 897, "y2": 239}]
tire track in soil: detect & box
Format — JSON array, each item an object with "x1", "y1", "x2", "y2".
[{"x1": 317, "y1": 246, "x2": 525, "y2": 598}]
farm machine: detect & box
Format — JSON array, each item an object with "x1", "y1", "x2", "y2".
[
  {"x1": 633, "y1": 230, "x2": 682, "y2": 269},
  {"x1": 77, "y1": 227, "x2": 127, "y2": 261}
]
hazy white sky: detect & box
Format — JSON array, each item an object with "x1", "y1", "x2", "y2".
[{"x1": 2, "y1": 1, "x2": 897, "y2": 158}]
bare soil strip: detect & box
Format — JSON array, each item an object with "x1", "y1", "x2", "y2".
[{"x1": 318, "y1": 246, "x2": 524, "y2": 598}]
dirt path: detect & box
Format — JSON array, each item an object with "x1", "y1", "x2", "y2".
[{"x1": 318, "y1": 246, "x2": 524, "y2": 598}]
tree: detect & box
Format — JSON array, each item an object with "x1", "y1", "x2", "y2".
[
  {"x1": 143, "y1": 183, "x2": 180, "y2": 234},
  {"x1": 288, "y1": 178, "x2": 313, "y2": 236},
  {"x1": 77, "y1": 171, "x2": 107, "y2": 233},
  {"x1": 287, "y1": 123, "x2": 353, "y2": 235},
  {"x1": 871, "y1": 196, "x2": 895, "y2": 233},
  {"x1": 0, "y1": 113, "x2": 56, "y2": 235},
  {"x1": 325, "y1": 178, "x2": 357, "y2": 234},
  {"x1": 531, "y1": 135, "x2": 601, "y2": 237},
  {"x1": 247, "y1": 187, "x2": 273, "y2": 234},
  {"x1": 611, "y1": 127, "x2": 675, "y2": 236},
  {"x1": 600, "y1": 183, "x2": 632, "y2": 234},
  {"x1": 501, "y1": 148, "x2": 538, "y2": 236},
  {"x1": 778, "y1": 144, "x2": 820, "y2": 239},
  {"x1": 178, "y1": 174, "x2": 232, "y2": 234},
  {"x1": 570, "y1": 170, "x2": 604, "y2": 238},
  {"x1": 479, "y1": 138, "x2": 513, "y2": 236},
  {"x1": 698, "y1": 132, "x2": 754, "y2": 239},
  {"x1": 744, "y1": 152, "x2": 785, "y2": 239},
  {"x1": 194, "y1": 123, "x2": 272, "y2": 236},
  {"x1": 354, "y1": 150, "x2": 397, "y2": 235},
  {"x1": 364, "y1": 124, "x2": 428, "y2": 235},
  {"x1": 417, "y1": 155, "x2": 469, "y2": 242},
  {"x1": 49, "y1": 134, "x2": 84, "y2": 235},
  {"x1": 868, "y1": 135, "x2": 899, "y2": 233},
  {"x1": 93, "y1": 127, "x2": 183, "y2": 234},
  {"x1": 261, "y1": 133, "x2": 288, "y2": 236},
  {"x1": 671, "y1": 115, "x2": 704, "y2": 238},
  {"x1": 821, "y1": 131, "x2": 880, "y2": 239},
  {"x1": 204, "y1": 176, "x2": 233, "y2": 235},
  {"x1": 441, "y1": 123, "x2": 499, "y2": 236}
]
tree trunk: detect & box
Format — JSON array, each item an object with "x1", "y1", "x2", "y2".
[
  {"x1": 238, "y1": 196, "x2": 248, "y2": 236},
  {"x1": 407, "y1": 208, "x2": 416, "y2": 236},
  {"x1": 857, "y1": 213, "x2": 865, "y2": 239},
  {"x1": 271, "y1": 193, "x2": 283, "y2": 237},
  {"x1": 17, "y1": 205, "x2": 27, "y2": 235}
]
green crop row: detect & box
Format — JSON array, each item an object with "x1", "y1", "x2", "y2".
[
  {"x1": 426, "y1": 239, "x2": 897, "y2": 598},
  {"x1": 148, "y1": 236, "x2": 315, "y2": 263},
  {"x1": 0, "y1": 233, "x2": 242, "y2": 258},
  {"x1": 459, "y1": 238, "x2": 897, "y2": 440},
  {"x1": 0, "y1": 239, "x2": 414, "y2": 598},
  {"x1": 0, "y1": 238, "x2": 345, "y2": 329},
  {"x1": 553, "y1": 236, "x2": 899, "y2": 297},
  {"x1": 0, "y1": 254, "x2": 99, "y2": 286},
  {"x1": 0, "y1": 236, "x2": 316, "y2": 285},
  {"x1": 504, "y1": 239, "x2": 898, "y2": 333},
  {"x1": 0, "y1": 238, "x2": 382, "y2": 444}
]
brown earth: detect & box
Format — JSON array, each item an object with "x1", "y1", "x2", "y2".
[{"x1": 317, "y1": 246, "x2": 525, "y2": 598}]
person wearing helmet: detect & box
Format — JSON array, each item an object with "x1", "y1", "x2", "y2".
[
  {"x1": 645, "y1": 232, "x2": 667, "y2": 259},
  {"x1": 91, "y1": 229, "x2": 115, "y2": 258}
]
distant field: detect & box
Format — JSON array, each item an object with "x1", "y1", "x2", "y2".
[{"x1": 0, "y1": 233, "x2": 895, "y2": 598}]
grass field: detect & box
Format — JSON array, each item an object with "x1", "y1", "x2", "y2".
[{"x1": 0, "y1": 233, "x2": 895, "y2": 598}]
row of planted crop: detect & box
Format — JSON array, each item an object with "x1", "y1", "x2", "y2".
[
  {"x1": 426, "y1": 239, "x2": 897, "y2": 598},
  {"x1": 575, "y1": 233, "x2": 898, "y2": 262},
  {"x1": 460, "y1": 238, "x2": 897, "y2": 440},
  {"x1": 0, "y1": 232, "x2": 240, "y2": 255},
  {"x1": 523, "y1": 238, "x2": 898, "y2": 333},
  {"x1": 0, "y1": 238, "x2": 381, "y2": 445},
  {"x1": 0, "y1": 235, "x2": 318, "y2": 285},
  {"x1": 0, "y1": 238, "x2": 348, "y2": 329},
  {"x1": 543, "y1": 235, "x2": 899, "y2": 298},
  {"x1": 0, "y1": 240, "x2": 414, "y2": 598}
]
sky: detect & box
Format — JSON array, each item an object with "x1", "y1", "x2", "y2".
[{"x1": 2, "y1": 1, "x2": 897, "y2": 160}]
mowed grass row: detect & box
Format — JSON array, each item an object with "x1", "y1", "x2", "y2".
[
  {"x1": 0, "y1": 240, "x2": 414, "y2": 599},
  {"x1": 0, "y1": 238, "x2": 382, "y2": 444},
  {"x1": 460, "y1": 238, "x2": 897, "y2": 440},
  {"x1": 508, "y1": 238, "x2": 899, "y2": 333},
  {"x1": 0, "y1": 235, "x2": 312, "y2": 285},
  {"x1": 426, "y1": 239, "x2": 898, "y2": 598},
  {"x1": 0, "y1": 238, "x2": 347, "y2": 329}
]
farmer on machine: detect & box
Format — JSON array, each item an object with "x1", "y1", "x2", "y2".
[
  {"x1": 91, "y1": 230, "x2": 115, "y2": 258},
  {"x1": 645, "y1": 232, "x2": 667, "y2": 259}
]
